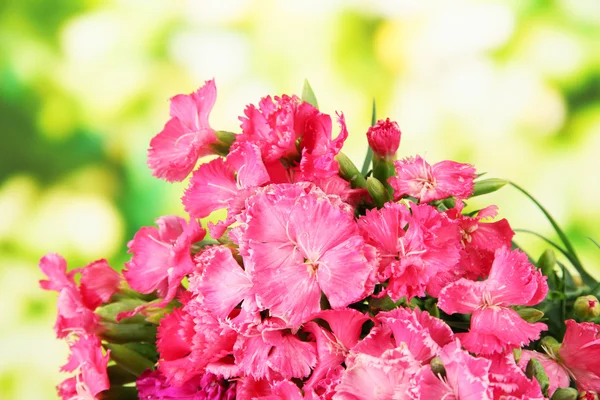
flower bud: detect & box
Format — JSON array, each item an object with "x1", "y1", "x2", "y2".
[
  {"x1": 430, "y1": 356, "x2": 446, "y2": 378},
  {"x1": 539, "y1": 336, "x2": 561, "y2": 357},
  {"x1": 574, "y1": 295, "x2": 600, "y2": 319},
  {"x1": 579, "y1": 391, "x2": 599, "y2": 400},
  {"x1": 367, "y1": 118, "x2": 401, "y2": 159},
  {"x1": 551, "y1": 388, "x2": 578, "y2": 400},
  {"x1": 336, "y1": 152, "x2": 367, "y2": 188},
  {"x1": 525, "y1": 358, "x2": 549, "y2": 396},
  {"x1": 471, "y1": 178, "x2": 508, "y2": 197},
  {"x1": 517, "y1": 308, "x2": 545, "y2": 323},
  {"x1": 103, "y1": 343, "x2": 155, "y2": 377},
  {"x1": 366, "y1": 177, "x2": 391, "y2": 208}
]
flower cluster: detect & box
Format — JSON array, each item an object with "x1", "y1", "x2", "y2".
[{"x1": 40, "y1": 80, "x2": 600, "y2": 400}]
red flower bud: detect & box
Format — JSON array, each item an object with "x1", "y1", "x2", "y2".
[{"x1": 367, "y1": 118, "x2": 401, "y2": 159}]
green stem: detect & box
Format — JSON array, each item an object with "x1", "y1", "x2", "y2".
[
  {"x1": 509, "y1": 181, "x2": 595, "y2": 286},
  {"x1": 360, "y1": 99, "x2": 376, "y2": 176}
]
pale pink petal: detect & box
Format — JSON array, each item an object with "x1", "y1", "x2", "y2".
[
  {"x1": 487, "y1": 246, "x2": 548, "y2": 306},
  {"x1": 414, "y1": 340, "x2": 491, "y2": 400},
  {"x1": 315, "y1": 309, "x2": 371, "y2": 351},
  {"x1": 351, "y1": 324, "x2": 395, "y2": 358},
  {"x1": 461, "y1": 308, "x2": 546, "y2": 355},
  {"x1": 227, "y1": 141, "x2": 270, "y2": 188},
  {"x1": 79, "y1": 259, "x2": 121, "y2": 309},
  {"x1": 61, "y1": 335, "x2": 109, "y2": 397},
  {"x1": 559, "y1": 320, "x2": 600, "y2": 392},
  {"x1": 263, "y1": 329, "x2": 317, "y2": 380},
  {"x1": 55, "y1": 287, "x2": 98, "y2": 338},
  {"x1": 39, "y1": 253, "x2": 77, "y2": 292},
  {"x1": 333, "y1": 346, "x2": 419, "y2": 400},
  {"x1": 189, "y1": 246, "x2": 253, "y2": 320},
  {"x1": 183, "y1": 158, "x2": 237, "y2": 218},
  {"x1": 438, "y1": 279, "x2": 486, "y2": 315},
  {"x1": 148, "y1": 80, "x2": 217, "y2": 182},
  {"x1": 487, "y1": 353, "x2": 545, "y2": 400},
  {"x1": 303, "y1": 322, "x2": 346, "y2": 392}
]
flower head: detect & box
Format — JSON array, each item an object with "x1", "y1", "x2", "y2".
[{"x1": 366, "y1": 118, "x2": 401, "y2": 159}]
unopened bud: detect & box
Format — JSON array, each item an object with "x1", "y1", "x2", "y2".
[
  {"x1": 336, "y1": 152, "x2": 367, "y2": 189},
  {"x1": 551, "y1": 388, "x2": 578, "y2": 400},
  {"x1": 513, "y1": 348, "x2": 522, "y2": 363},
  {"x1": 103, "y1": 343, "x2": 155, "y2": 377},
  {"x1": 210, "y1": 130, "x2": 237, "y2": 156},
  {"x1": 471, "y1": 178, "x2": 508, "y2": 197},
  {"x1": 517, "y1": 308, "x2": 545, "y2": 323},
  {"x1": 574, "y1": 295, "x2": 600, "y2": 319},
  {"x1": 579, "y1": 391, "x2": 599, "y2": 400},
  {"x1": 539, "y1": 336, "x2": 561, "y2": 357},
  {"x1": 367, "y1": 118, "x2": 401, "y2": 159},
  {"x1": 430, "y1": 357, "x2": 446, "y2": 378},
  {"x1": 525, "y1": 358, "x2": 549, "y2": 396},
  {"x1": 367, "y1": 177, "x2": 391, "y2": 208},
  {"x1": 537, "y1": 249, "x2": 558, "y2": 288}
]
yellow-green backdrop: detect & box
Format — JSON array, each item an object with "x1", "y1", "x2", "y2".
[{"x1": 1, "y1": 0, "x2": 599, "y2": 398}]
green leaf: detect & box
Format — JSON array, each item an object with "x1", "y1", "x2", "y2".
[
  {"x1": 103, "y1": 343, "x2": 155, "y2": 376},
  {"x1": 509, "y1": 181, "x2": 596, "y2": 287},
  {"x1": 302, "y1": 79, "x2": 319, "y2": 109},
  {"x1": 360, "y1": 98, "x2": 376, "y2": 176}
]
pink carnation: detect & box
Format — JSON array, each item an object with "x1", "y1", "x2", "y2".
[
  {"x1": 358, "y1": 202, "x2": 461, "y2": 300},
  {"x1": 136, "y1": 369, "x2": 237, "y2": 400},
  {"x1": 148, "y1": 79, "x2": 218, "y2": 182},
  {"x1": 232, "y1": 183, "x2": 377, "y2": 327},
  {"x1": 438, "y1": 246, "x2": 548, "y2": 354},
  {"x1": 39, "y1": 254, "x2": 99, "y2": 338},
  {"x1": 389, "y1": 155, "x2": 476, "y2": 203},
  {"x1": 559, "y1": 320, "x2": 600, "y2": 392},
  {"x1": 123, "y1": 216, "x2": 206, "y2": 307},
  {"x1": 333, "y1": 345, "x2": 419, "y2": 400}
]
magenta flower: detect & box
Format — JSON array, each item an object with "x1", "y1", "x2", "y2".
[
  {"x1": 136, "y1": 369, "x2": 237, "y2": 400},
  {"x1": 366, "y1": 118, "x2": 401, "y2": 159},
  {"x1": 123, "y1": 216, "x2": 206, "y2": 307},
  {"x1": 232, "y1": 183, "x2": 377, "y2": 327},
  {"x1": 358, "y1": 202, "x2": 461, "y2": 300},
  {"x1": 148, "y1": 79, "x2": 218, "y2": 182},
  {"x1": 57, "y1": 335, "x2": 109, "y2": 400},
  {"x1": 438, "y1": 246, "x2": 548, "y2": 355},
  {"x1": 414, "y1": 340, "x2": 492, "y2": 400},
  {"x1": 157, "y1": 303, "x2": 238, "y2": 386},
  {"x1": 183, "y1": 141, "x2": 270, "y2": 238},
  {"x1": 238, "y1": 95, "x2": 348, "y2": 180},
  {"x1": 389, "y1": 155, "x2": 476, "y2": 203}
]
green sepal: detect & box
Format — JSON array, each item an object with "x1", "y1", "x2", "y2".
[
  {"x1": 336, "y1": 152, "x2": 367, "y2": 188},
  {"x1": 366, "y1": 177, "x2": 391, "y2": 208},
  {"x1": 525, "y1": 358, "x2": 550, "y2": 396},
  {"x1": 470, "y1": 178, "x2": 508, "y2": 197},
  {"x1": 516, "y1": 307, "x2": 544, "y2": 323},
  {"x1": 104, "y1": 342, "x2": 155, "y2": 377}
]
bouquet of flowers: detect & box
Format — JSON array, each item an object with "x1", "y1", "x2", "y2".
[{"x1": 39, "y1": 80, "x2": 600, "y2": 400}]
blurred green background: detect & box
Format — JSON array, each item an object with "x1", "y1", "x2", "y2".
[{"x1": 1, "y1": 0, "x2": 599, "y2": 398}]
